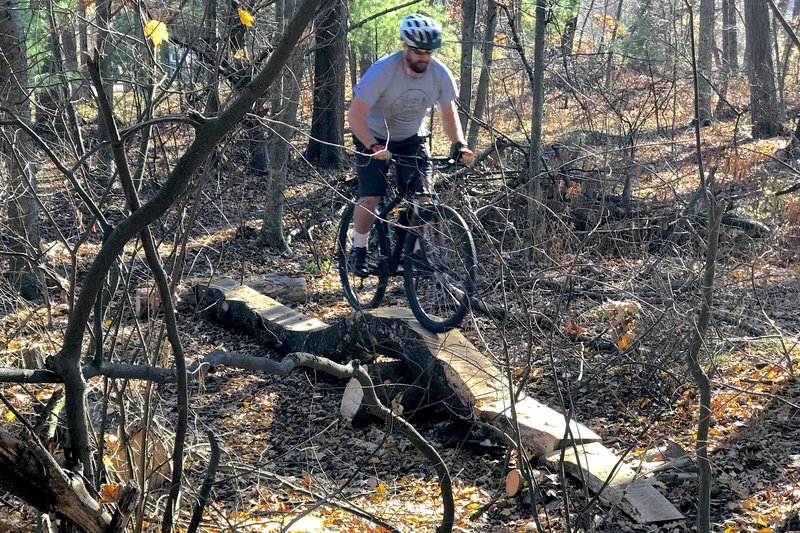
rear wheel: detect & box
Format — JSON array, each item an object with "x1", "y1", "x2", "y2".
[
  {"x1": 337, "y1": 204, "x2": 389, "y2": 309},
  {"x1": 403, "y1": 204, "x2": 476, "y2": 332}
]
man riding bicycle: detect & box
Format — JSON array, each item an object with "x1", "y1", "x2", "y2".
[{"x1": 347, "y1": 13, "x2": 474, "y2": 277}]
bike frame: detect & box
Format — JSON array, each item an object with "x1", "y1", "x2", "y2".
[
  {"x1": 370, "y1": 156, "x2": 451, "y2": 277},
  {"x1": 373, "y1": 194, "x2": 420, "y2": 277}
]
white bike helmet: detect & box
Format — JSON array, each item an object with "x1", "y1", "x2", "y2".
[{"x1": 400, "y1": 14, "x2": 442, "y2": 50}]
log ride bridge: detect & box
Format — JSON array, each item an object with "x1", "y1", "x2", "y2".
[{"x1": 196, "y1": 279, "x2": 685, "y2": 528}]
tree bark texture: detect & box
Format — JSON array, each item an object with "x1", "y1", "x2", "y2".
[
  {"x1": 526, "y1": 0, "x2": 547, "y2": 244},
  {"x1": 717, "y1": 0, "x2": 738, "y2": 113},
  {"x1": 467, "y1": 0, "x2": 498, "y2": 148},
  {"x1": 458, "y1": 0, "x2": 477, "y2": 130},
  {"x1": 722, "y1": 0, "x2": 739, "y2": 70},
  {"x1": 0, "y1": 0, "x2": 41, "y2": 299},
  {"x1": 306, "y1": 0, "x2": 347, "y2": 168},
  {"x1": 744, "y1": 0, "x2": 782, "y2": 137},
  {"x1": 0, "y1": 428, "x2": 119, "y2": 533},
  {"x1": 697, "y1": 0, "x2": 715, "y2": 122},
  {"x1": 261, "y1": 0, "x2": 305, "y2": 251}
]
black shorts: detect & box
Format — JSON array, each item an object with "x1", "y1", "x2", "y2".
[{"x1": 353, "y1": 135, "x2": 432, "y2": 198}]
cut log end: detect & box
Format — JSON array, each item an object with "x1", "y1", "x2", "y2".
[
  {"x1": 339, "y1": 377, "x2": 364, "y2": 423},
  {"x1": 505, "y1": 468, "x2": 524, "y2": 497}
]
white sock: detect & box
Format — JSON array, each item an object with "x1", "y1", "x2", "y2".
[{"x1": 353, "y1": 230, "x2": 370, "y2": 249}]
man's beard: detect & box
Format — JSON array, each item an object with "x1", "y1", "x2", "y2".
[{"x1": 405, "y1": 54, "x2": 429, "y2": 74}]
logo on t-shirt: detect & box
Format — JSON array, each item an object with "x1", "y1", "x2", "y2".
[{"x1": 390, "y1": 89, "x2": 431, "y2": 123}]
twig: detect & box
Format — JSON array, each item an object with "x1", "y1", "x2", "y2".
[
  {"x1": 224, "y1": 465, "x2": 402, "y2": 533},
  {"x1": 716, "y1": 380, "x2": 800, "y2": 409},
  {"x1": 187, "y1": 431, "x2": 221, "y2": 533},
  {"x1": 347, "y1": 0, "x2": 421, "y2": 33}
]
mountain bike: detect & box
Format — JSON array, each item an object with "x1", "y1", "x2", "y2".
[{"x1": 336, "y1": 156, "x2": 477, "y2": 333}]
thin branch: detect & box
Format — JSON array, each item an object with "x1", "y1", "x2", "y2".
[
  {"x1": 767, "y1": 0, "x2": 800, "y2": 53},
  {"x1": 347, "y1": 0, "x2": 422, "y2": 33},
  {"x1": 187, "y1": 431, "x2": 220, "y2": 533}
]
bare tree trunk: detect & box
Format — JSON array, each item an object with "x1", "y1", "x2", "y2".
[
  {"x1": 0, "y1": 0, "x2": 40, "y2": 299},
  {"x1": 560, "y1": 0, "x2": 580, "y2": 57},
  {"x1": 777, "y1": 3, "x2": 798, "y2": 111},
  {"x1": 467, "y1": 0, "x2": 498, "y2": 148},
  {"x1": 527, "y1": 0, "x2": 547, "y2": 245},
  {"x1": 202, "y1": 0, "x2": 220, "y2": 115},
  {"x1": 306, "y1": 0, "x2": 347, "y2": 168},
  {"x1": 260, "y1": 0, "x2": 305, "y2": 251},
  {"x1": 716, "y1": 0, "x2": 738, "y2": 114},
  {"x1": 697, "y1": 0, "x2": 715, "y2": 123},
  {"x1": 603, "y1": 0, "x2": 624, "y2": 89},
  {"x1": 771, "y1": 0, "x2": 789, "y2": 112},
  {"x1": 687, "y1": 195, "x2": 725, "y2": 533},
  {"x1": 744, "y1": 0, "x2": 782, "y2": 137},
  {"x1": 459, "y1": 0, "x2": 477, "y2": 130},
  {"x1": 95, "y1": 0, "x2": 115, "y2": 181}
]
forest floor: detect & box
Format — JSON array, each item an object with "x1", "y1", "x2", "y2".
[{"x1": 1, "y1": 104, "x2": 800, "y2": 532}]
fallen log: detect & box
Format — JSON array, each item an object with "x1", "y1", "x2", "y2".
[
  {"x1": 545, "y1": 442, "x2": 684, "y2": 524},
  {"x1": 196, "y1": 281, "x2": 608, "y2": 451},
  {"x1": 340, "y1": 359, "x2": 450, "y2": 427},
  {"x1": 196, "y1": 280, "x2": 683, "y2": 524}
]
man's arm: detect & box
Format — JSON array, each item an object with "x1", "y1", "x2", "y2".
[
  {"x1": 349, "y1": 96, "x2": 379, "y2": 148},
  {"x1": 440, "y1": 100, "x2": 473, "y2": 163},
  {"x1": 440, "y1": 100, "x2": 467, "y2": 146}
]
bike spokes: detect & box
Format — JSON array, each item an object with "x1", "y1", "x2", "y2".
[
  {"x1": 403, "y1": 204, "x2": 476, "y2": 332},
  {"x1": 337, "y1": 205, "x2": 388, "y2": 309}
]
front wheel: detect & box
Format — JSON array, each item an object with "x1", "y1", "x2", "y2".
[
  {"x1": 403, "y1": 204, "x2": 476, "y2": 332},
  {"x1": 337, "y1": 204, "x2": 388, "y2": 310}
]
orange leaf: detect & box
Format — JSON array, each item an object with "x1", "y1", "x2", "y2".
[
  {"x1": 618, "y1": 332, "x2": 634, "y2": 349},
  {"x1": 565, "y1": 317, "x2": 584, "y2": 336},
  {"x1": 565, "y1": 182, "x2": 583, "y2": 200},
  {"x1": 100, "y1": 483, "x2": 124, "y2": 503}
]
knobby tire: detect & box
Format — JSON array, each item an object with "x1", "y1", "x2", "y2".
[{"x1": 403, "y1": 204, "x2": 476, "y2": 332}]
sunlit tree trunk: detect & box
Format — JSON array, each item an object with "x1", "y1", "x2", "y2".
[
  {"x1": 717, "y1": 0, "x2": 738, "y2": 114},
  {"x1": 697, "y1": 0, "x2": 715, "y2": 123},
  {"x1": 0, "y1": 0, "x2": 40, "y2": 299},
  {"x1": 526, "y1": 0, "x2": 547, "y2": 245},
  {"x1": 776, "y1": 0, "x2": 794, "y2": 112},
  {"x1": 459, "y1": 0, "x2": 477, "y2": 131},
  {"x1": 306, "y1": 0, "x2": 347, "y2": 168},
  {"x1": 744, "y1": 0, "x2": 782, "y2": 137},
  {"x1": 260, "y1": 0, "x2": 305, "y2": 251},
  {"x1": 467, "y1": 0, "x2": 498, "y2": 148}
]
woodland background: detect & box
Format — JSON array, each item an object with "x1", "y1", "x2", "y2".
[{"x1": 0, "y1": 0, "x2": 799, "y2": 531}]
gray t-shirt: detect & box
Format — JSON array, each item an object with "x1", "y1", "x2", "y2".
[{"x1": 353, "y1": 51, "x2": 458, "y2": 141}]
